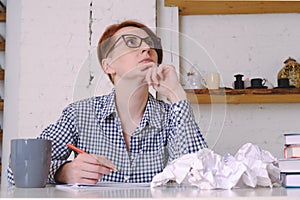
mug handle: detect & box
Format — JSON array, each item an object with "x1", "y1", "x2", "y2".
[
  {"x1": 200, "y1": 78, "x2": 208, "y2": 88},
  {"x1": 262, "y1": 78, "x2": 267, "y2": 86}
]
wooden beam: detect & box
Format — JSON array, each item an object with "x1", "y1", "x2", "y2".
[{"x1": 165, "y1": 0, "x2": 300, "y2": 15}]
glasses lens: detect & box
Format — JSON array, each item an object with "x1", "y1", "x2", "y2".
[
  {"x1": 144, "y1": 37, "x2": 155, "y2": 48},
  {"x1": 123, "y1": 35, "x2": 141, "y2": 48}
]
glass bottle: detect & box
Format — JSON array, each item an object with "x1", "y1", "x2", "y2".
[{"x1": 186, "y1": 67, "x2": 201, "y2": 89}]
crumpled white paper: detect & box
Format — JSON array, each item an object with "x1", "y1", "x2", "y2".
[{"x1": 151, "y1": 143, "x2": 281, "y2": 189}]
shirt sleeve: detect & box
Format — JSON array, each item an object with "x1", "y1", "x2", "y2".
[
  {"x1": 7, "y1": 104, "x2": 78, "y2": 185},
  {"x1": 167, "y1": 99, "x2": 208, "y2": 161}
]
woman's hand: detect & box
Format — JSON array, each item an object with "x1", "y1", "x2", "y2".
[
  {"x1": 55, "y1": 154, "x2": 114, "y2": 184},
  {"x1": 115, "y1": 62, "x2": 186, "y2": 103},
  {"x1": 115, "y1": 62, "x2": 154, "y2": 87},
  {"x1": 146, "y1": 64, "x2": 186, "y2": 103}
]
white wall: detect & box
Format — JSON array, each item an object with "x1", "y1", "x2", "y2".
[
  {"x1": 2, "y1": 0, "x2": 299, "y2": 186},
  {"x1": 2, "y1": 0, "x2": 156, "y2": 186},
  {"x1": 178, "y1": 14, "x2": 300, "y2": 158},
  {"x1": 155, "y1": 0, "x2": 300, "y2": 159}
]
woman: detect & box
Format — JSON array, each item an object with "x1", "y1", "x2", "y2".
[{"x1": 8, "y1": 20, "x2": 207, "y2": 184}]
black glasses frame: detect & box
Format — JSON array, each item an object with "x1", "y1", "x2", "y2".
[{"x1": 105, "y1": 34, "x2": 161, "y2": 58}]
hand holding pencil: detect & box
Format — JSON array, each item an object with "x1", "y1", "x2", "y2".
[
  {"x1": 54, "y1": 144, "x2": 117, "y2": 184},
  {"x1": 67, "y1": 143, "x2": 118, "y2": 172}
]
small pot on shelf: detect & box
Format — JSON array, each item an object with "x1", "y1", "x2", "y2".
[{"x1": 234, "y1": 74, "x2": 244, "y2": 89}]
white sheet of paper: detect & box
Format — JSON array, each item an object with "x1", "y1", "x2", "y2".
[{"x1": 56, "y1": 182, "x2": 150, "y2": 190}]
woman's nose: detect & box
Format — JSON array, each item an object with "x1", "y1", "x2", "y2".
[{"x1": 139, "y1": 41, "x2": 151, "y2": 54}]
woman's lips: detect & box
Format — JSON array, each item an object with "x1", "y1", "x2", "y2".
[{"x1": 139, "y1": 58, "x2": 153, "y2": 63}]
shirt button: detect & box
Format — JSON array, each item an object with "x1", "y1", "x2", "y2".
[
  {"x1": 124, "y1": 175, "x2": 130, "y2": 182},
  {"x1": 173, "y1": 106, "x2": 180, "y2": 112}
]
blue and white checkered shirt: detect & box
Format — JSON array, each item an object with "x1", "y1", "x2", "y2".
[{"x1": 7, "y1": 90, "x2": 207, "y2": 184}]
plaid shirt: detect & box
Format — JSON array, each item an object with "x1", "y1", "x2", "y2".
[{"x1": 7, "y1": 90, "x2": 207, "y2": 184}]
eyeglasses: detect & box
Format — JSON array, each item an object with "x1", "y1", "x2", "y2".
[{"x1": 105, "y1": 34, "x2": 161, "y2": 58}]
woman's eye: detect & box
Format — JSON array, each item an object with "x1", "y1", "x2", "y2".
[
  {"x1": 125, "y1": 38, "x2": 139, "y2": 47},
  {"x1": 146, "y1": 39, "x2": 154, "y2": 47}
]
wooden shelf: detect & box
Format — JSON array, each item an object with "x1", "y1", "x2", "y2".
[
  {"x1": 0, "y1": 34, "x2": 4, "y2": 51},
  {"x1": 185, "y1": 88, "x2": 300, "y2": 104},
  {"x1": 0, "y1": 40, "x2": 4, "y2": 51},
  {"x1": 0, "y1": 12, "x2": 5, "y2": 22},
  {"x1": 0, "y1": 1, "x2": 6, "y2": 22},
  {"x1": 165, "y1": 0, "x2": 300, "y2": 15},
  {"x1": 0, "y1": 11, "x2": 4, "y2": 168},
  {"x1": 0, "y1": 69, "x2": 4, "y2": 80}
]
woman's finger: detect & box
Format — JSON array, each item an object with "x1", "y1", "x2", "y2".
[
  {"x1": 91, "y1": 154, "x2": 118, "y2": 172},
  {"x1": 157, "y1": 64, "x2": 165, "y2": 80},
  {"x1": 145, "y1": 67, "x2": 153, "y2": 85},
  {"x1": 151, "y1": 67, "x2": 159, "y2": 85}
]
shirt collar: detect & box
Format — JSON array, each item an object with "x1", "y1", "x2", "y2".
[
  {"x1": 140, "y1": 94, "x2": 163, "y2": 130},
  {"x1": 97, "y1": 89, "x2": 163, "y2": 130},
  {"x1": 102, "y1": 89, "x2": 117, "y2": 119}
]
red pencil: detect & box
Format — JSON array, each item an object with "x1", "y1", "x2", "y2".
[
  {"x1": 66, "y1": 143, "x2": 118, "y2": 172},
  {"x1": 67, "y1": 143, "x2": 87, "y2": 154}
]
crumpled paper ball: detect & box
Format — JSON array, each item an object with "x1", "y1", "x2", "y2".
[{"x1": 151, "y1": 143, "x2": 281, "y2": 189}]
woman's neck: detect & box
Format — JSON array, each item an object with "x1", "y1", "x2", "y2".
[
  {"x1": 115, "y1": 84, "x2": 149, "y2": 134},
  {"x1": 115, "y1": 84, "x2": 149, "y2": 152}
]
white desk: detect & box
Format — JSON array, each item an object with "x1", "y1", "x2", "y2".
[{"x1": 0, "y1": 185, "x2": 300, "y2": 199}]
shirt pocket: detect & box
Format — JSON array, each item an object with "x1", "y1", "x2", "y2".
[{"x1": 137, "y1": 132, "x2": 168, "y2": 171}]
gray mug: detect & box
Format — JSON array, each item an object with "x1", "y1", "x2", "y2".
[{"x1": 10, "y1": 138, "x2": 52, "y2": 188}]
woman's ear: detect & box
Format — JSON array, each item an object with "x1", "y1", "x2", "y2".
[{"x1": 101, "y1": 58, "x2": 115, "y2": 75}]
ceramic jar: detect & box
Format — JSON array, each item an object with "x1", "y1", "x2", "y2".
[
  {"x1": 234, "y1": 74, "x2": 244, "y2": 89},
  {"x1": 277, "y1": 57, "x2": 300, "y2": 88}
]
